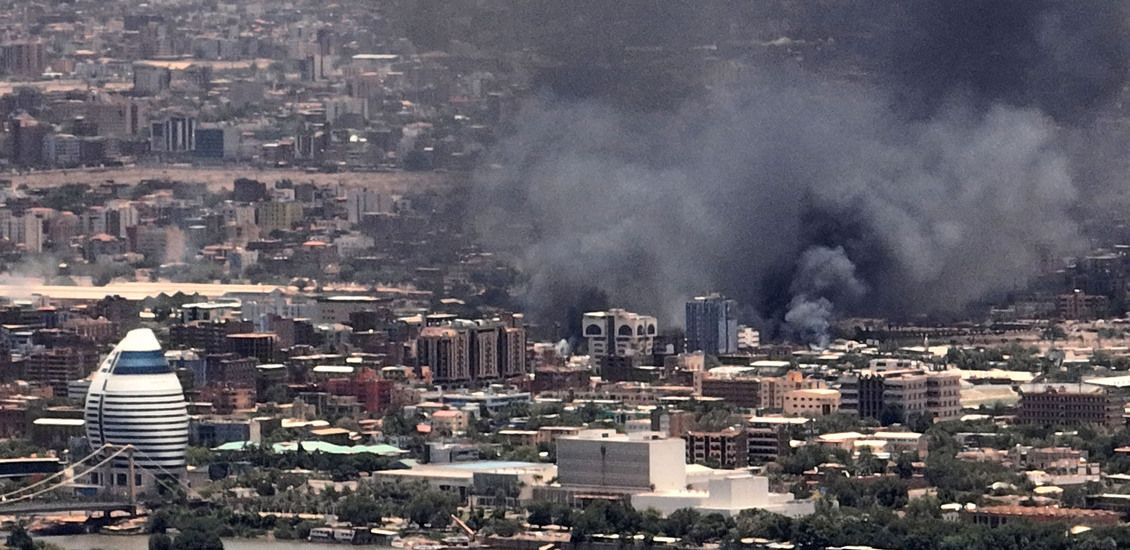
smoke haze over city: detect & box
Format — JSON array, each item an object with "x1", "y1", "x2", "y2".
[{"x1": 473, "y1": 1, "x2": 1130, "y2": 342}]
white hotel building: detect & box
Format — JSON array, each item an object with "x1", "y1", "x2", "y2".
[{"x1": 84, "y1": 328, "x2": 189, "y2": 492}]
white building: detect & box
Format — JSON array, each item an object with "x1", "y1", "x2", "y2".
[
  {"x1": 632, "y1": 471, "x2": 813, "y2": 518},
  {"x1": 552, "y1": 429, "x2": 812, "y2": 517},
  {"x1": 19, "y1": 208, "x2": 54, "y2": 254},
  {"x1": 150, "y1": 114, "x2": 196, "y2": 152},
  {"x1": 43, "y1": 133, "x2": 81, "y2": 167},
  {"x1": 582, "y1": 309, "x2": 658, "y2": 358},
  {"x1": 737, "y1": 326, "x2": 761, "y2": 351},
  {"x1": 105, "y1": 201, "x2": 140, "y2": 238},
  {"x1": 84, "y1": 329, "x2": 189, "y2": 493},
  {"x1": 375, "y1": 460, "x2": 555, "y2": 505},
  {"x1": 342, "y1": 186, "x2": 390, "y2": 224},
  {"x1": 556, "y1": 430, "x2": 685, "y2": 492}
]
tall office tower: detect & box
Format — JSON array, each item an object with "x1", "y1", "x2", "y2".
[
  {"x1": 84, "y1": 328, "x2": 189, "y2": 492},
  {"x1": 685, "y1": 294, "x2": 738, "y2": 355}
]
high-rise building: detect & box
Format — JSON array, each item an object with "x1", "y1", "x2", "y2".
[
  {"x1": 685, "y1": 294, "x2": 738, "y2": 355},
  {"x1": 19, "y1": 208, "x2": 54, "y2": 254},
  {"x1": 471, "y1": 325, "x2": 499, "y2": 379},
  {"x1": 150, "y1": 114, "x2": 196, "y2": 152},
  {"x1": 10, "y1": 113, "x2": 47, "y2": 167},
  {"x1": 500, "y1": 326, "x2": 527, "y2": 377},
  {"x1": 0, "y1": 41, "x2": 46, "y2": 77},
  {"x1": 84, "y1": 329, "x2": 189, "y2": 492},
  {"x1": 416, "y1": 318, "x2": 527, "y2": 383},
  {"x1": 582, "y1": 309, "x2": 657, "y2": 358},
  {"x1": 418, "y1": 326, "x2": 470, "y2": 382}
]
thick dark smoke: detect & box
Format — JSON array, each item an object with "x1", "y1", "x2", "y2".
[
  {"x1": 470, "y1": 1, "x2": 1129, "y2": 344},
  {"x1": 785, "y1": 246, "x2": 866, "y2": 347},
  {"x1": 889, "y1": 0, "x2": 1130, "y2": 123}
]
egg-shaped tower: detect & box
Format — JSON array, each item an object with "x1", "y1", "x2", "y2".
[{"x1": 84, "y1": 328, "x2": 188, "y2": 487}]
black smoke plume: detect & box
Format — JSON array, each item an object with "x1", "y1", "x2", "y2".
[
  {"x1": 470, "y1": 1, "x2": 1128, "y2": 344},
  {"x1": 889, "y1": 0, "x2": 1130, "y2": 123}
]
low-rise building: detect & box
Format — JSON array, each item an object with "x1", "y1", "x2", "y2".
[
  {"x1": 747, "y1": 416, "x2": 811, "y2": 463},
  {"x1": 838, "y1": 368, "x2": 961, "y2": 423},
  {"x1": 632, "y1": 471, "x2": 813, "y2": 518},
  {"x1": 375, "y1": 460, "x2": 555, "y2": 503},
  {"x1": 431, "y1": 409, "x2": 469, "y2": 433},
  {"x1": 701, "y1": 372, "x2": 760, "y2": 409},
  {"x1": 783, "y1": 388, "x2": 841, "y2": 417},
  {"x1": 1017, "y1": 384, "x2": 1121, "y2": 427},
  {"x1": 544, "y1": 429, "x2": 813, "y2": 517},
  {"x1": 815, "y1": 430, "x2": 929, "y2": 459},
  {"x1": 962, "y1": 505, "x2": 1120, "y2": 528}
]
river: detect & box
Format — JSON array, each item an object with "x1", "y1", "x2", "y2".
[{"x1": 40, "y1": 534, "x2": 395, "y2": 549}]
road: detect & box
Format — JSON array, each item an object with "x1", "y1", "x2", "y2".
[
  {"x1": 0, "y1": 501, "x2": 134, "y2": 515},
  {"x1": 4, "y1": 166, "x2": 458, "y2": 192}
]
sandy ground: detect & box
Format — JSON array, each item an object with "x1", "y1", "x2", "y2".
[{"x1": 3, "y1": 165, "x2": 459, "y2": 192}]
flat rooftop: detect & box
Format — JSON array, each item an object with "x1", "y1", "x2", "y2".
[
  {"x1": 1084, "y1": 375, "x2": 1130, "y2": 388},
  {"x1": 0, "y1": 281, "x2": 284, "y2": 301}
]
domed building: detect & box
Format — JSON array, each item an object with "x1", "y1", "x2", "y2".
[{"x1": 84, "y1": 328, "x2": 188, "y2": 491}]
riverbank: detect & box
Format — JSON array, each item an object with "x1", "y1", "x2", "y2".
[{"x1": 40, "y1": 533, "x2": 397, "y2": 550}]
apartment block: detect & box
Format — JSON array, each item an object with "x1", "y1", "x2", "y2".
[
  {"x1": 684, "y1": 429, "x2": 749, "y2": 469},
  {"x1": 747, "y1": 416, "x2": 811, "y2": 463},
  {"x1": 839, "y1": 368, "x2": 961, "y2": 423},
  {"x1": 1017, "y1": 384, "x2": 1121, "y2": 428}
]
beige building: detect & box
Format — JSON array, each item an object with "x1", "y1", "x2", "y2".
[
  {"x1": 783, "y1": 388, "x2": 841, "y2": 417},
  {"x1": 316, "y1": 295, "x2": 382, "y2": 324},
  {"x1": 816, "y1": 430, "x2": 929, "y2": 459},
  {"x1": 582, "y1": 309, "x2": 658, "y2": 358},
  {"x1": 256, "y1": 201, "x2": 304, "y2": 233},
  {"x1": 761, "y1": 370, "x2": 825, "y2": 410},
  {"x1": 839, "y1": 368, "x2": 961, "y2": 422},
  {"x1": 430, "y1": 409, "x2": 469, "y2": 433}
]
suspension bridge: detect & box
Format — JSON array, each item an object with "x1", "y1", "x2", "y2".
[{"x1": 0, "y1": 444, "x2": 199, "y2": 518}]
